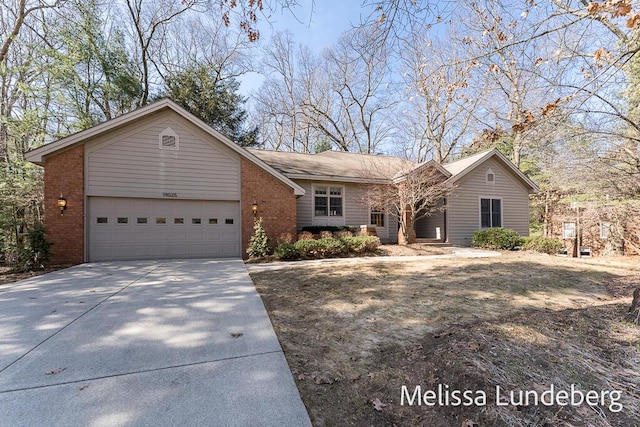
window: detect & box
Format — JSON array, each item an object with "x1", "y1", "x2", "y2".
[
  {"x1": 486, "y1": 168, "x2": 495, "y2": 184},
  {"x1": 480, "y1": 198, "x2": 501, "y2": 228},
  {"x1": 314, "y1": 187, "x2": 328, "y2": 216},
  {"x1": 117, "y1": 217, "x2": 128, "y2": 224},
  {"x1": 370, "y1": 209, "x2": 385, "y2": 227},
  {"x1": 137, "y1": 217, "x2": 148, "y2": 224},
  {"x1": 156, "y1": 217, "x2": 166, "y2": 225},
  {"x1": 96, "y1": 217, "x2": 108, "y2": 224},
  {"x1": 174, "y1": 218, "x2": 184, "y2": 225},
  {"x1": 600, "y1": 222, "x2": 611, "y2": 239},
  {"x1": 209, "y1": 218, "x2": 218, "y2": 225},
  {"x1": 562, "y1": 222, "x2": 576, "y2": 239},
  {"x1": 191, "y1": 218, "x2": 202, "y2": 225},
  {"x1": 225, "y1": 218, "x2": 234, "y2": 225},
  {"x1": 314, "y1": 186, "x2": 343, "y2": 217},
  {"x1": 159, "y1": 127, "x2": 179, "y2": 150}
]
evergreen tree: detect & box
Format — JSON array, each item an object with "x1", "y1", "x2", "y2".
[
  {"x1": 246, "y1": 218, "x2": 270, "y2": 258},
  {"x1": 163, "y1": 66, "x2": 259, "y2": 147},
  {"x1": 50, "y1": 0, "x2": 142, "y2": 131}
]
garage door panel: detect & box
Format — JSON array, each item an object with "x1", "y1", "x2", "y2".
[{"x1": 89, "y1": 197, "x2": 241, "y2": 261}]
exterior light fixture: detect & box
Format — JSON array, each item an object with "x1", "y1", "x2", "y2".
[
  {"x1": 57, "y1": 194, "x2": 67, "y2": 215},
  {"x1": 252, "y1": 201, "x2": 258, "y2": 216}
]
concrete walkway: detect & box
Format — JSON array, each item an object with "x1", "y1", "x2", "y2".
[
  {"x1": 0, "y1": 259, "x2": 311, "y2": 427},
  {"x1": 246, "y1": 246, "x2": 501, "y2": 273}
]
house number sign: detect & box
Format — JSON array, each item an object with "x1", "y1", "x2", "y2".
[{"x1": 162, "y1": 192, "x2": 178, "y2": 198}]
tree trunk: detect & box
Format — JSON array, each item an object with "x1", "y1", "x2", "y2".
[
  {"x1": 627, "y1": 287, "x2": 640, "y2": 325},
  {"x1": 543, "y1": 192, "x2": 549, "y2": 238}
]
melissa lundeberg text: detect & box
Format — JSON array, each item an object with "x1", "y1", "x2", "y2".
[{"x1": 400, "y1": 384, "x2": 623, "y2": 413}]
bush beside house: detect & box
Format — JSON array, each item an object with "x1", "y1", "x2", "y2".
[
  {"x1": 273, "y1": 235, "x2": 381, "y2": 260},
  {"x1": 472, "y1": 228, "x2": 564, "y2": 255},
  {"x1": 471, "y1": 228, "x2": 522, "y2": 250},
  {"x1": 521, "y1": 236, "x2": 564, "y2": 255}
]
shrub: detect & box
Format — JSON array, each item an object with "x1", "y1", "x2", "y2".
[
  {"x1": 301, "y1": 225, "x2": 358, "y2": 234},
  {"x1": 276, "y1": 232, "x2": 294, "y2": 245},
  {"x1": 297, "y1": 231, "x2": 314, "y2": 241},
  {"x1": 341, "y1": 235, "x2": 380, "y2": 253},
  {"x1": 336, "y1": 230, "x2": 354, "y2": 238},
  {"x1": 246, "y1": 218, "x2": 270, "y2": 258},
  {"x1": 17, "y1": 223, "x2": 52, "y2": 270},
  {"x1": 522, "y1": 236, "x2": 564, "y2": 255},
  {"x1": 294, "y1": 239, "x2": 322, "y2": 257},
  {"x1": 316, "y1": 237, "x2": 347, "y2": 256},
  {"x1": 274, "y1": 243, "x2": 300, "y2": 260},
  {"x1": 471, "y1": 228, "x2": 521, "y2": 250},
  {"x1": 319, "y1": 230, "x2": 334, "y2": 239}
]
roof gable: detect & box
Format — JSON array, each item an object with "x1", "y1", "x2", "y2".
[
  {"x1": 25, "y1": 99, "x2": 305, "y2": 196},
  {"x1": 443, "y1": 149, "x2": 539, "y2": 193}
]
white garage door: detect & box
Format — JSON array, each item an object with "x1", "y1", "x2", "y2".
[{"x1": 89, "y1": 197, "x2": 241, "y2": 261}]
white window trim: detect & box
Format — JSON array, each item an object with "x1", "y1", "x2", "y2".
[
  {"x1": 486, "y1": 168, "x2": 495, "y2": 184},
  {"x1": 562, "y1": 222, "x2": 576, "y2": 239},
  {"x1": 478, "y1": 196, "x2": 503, "y2": 229},
  {"x1": 159, "y1": 127, "x2": 179, "y2": 150},
  {"x1": 312, "y1": 184, "x2": 345, "y2": 219},
  {"x1": 600, "y1": 221, "x2": 611, "y2": 239}
]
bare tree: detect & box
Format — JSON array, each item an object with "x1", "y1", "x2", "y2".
[
  {"x1": 0, "y1": 0, "x2": 66, "y2": 161},
  {"x1": 300, "y1": 25, "x2": 396, "y2": 153},
  {"x1": 154, "y1": 11, "x2": 253, "y2": 83},
  {"x1": 398, "y1": 30, "x2": 481, "y2": 163},
  {"x1": 255, "y1": 25, "x2": 397, "y2": 153},
  {"x1": 121, "y1": 0, "x2": 205, "y2": 106},
  {"x1": 451, "y1": 0, "x2": 571, "y2": 168},
  {"x1": 362, "y1": 162, "x2": 454, "y2": 245},
  {"x1": 253, "y1": 31, "x2": 313, "y2": 152},
  {"x1": 0, "y1": 0, "x2": 64, "y2": 64}
]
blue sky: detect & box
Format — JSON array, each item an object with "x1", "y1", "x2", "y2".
[
  {"x1": 240, "y1": 1, "x2": 375, "y2": 95},
  {"x1": 262, "y1": 1, "x2": 370, "y2": 52}
]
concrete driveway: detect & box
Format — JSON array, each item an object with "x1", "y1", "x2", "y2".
[{"x1": 0, "y1": 259, "x2": 310, "y2": 427}]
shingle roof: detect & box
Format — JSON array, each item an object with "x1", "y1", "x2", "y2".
[
  {"x1": 247, "y1": 149, "x2": 414, "y2": 182},
  {"x1": 248, "y1": 147, "x2": 537, "y2": 192},
  {"x1": 442, "y1": 150, "x2": 492, "y2": 176}
]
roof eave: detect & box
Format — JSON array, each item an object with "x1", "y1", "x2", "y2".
[{"x1": 285, "y1": 173, "x2": 390, "y2": 185}]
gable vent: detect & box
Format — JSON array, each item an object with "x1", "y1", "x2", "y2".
[
  {"x1": 486, "y1": 168, "x2": 495, "y2": 184},
  {"x1": 162, "y1": 135, "x2": 176, "y2": 148},
  {"x1": 159, "y1": 127, "x2": 179, "y2": 150}
]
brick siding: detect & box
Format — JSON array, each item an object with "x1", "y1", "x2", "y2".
[
  {"x1": 43, "y1": 145, "x2": 84, "y2": 265},
  {"x1": 241, "y1": 158, "x2": 297, "y2": 257}
]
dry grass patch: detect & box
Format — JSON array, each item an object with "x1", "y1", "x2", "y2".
[
  {"x1": 376, "y1": 244, "x2": 450, "y2": 256},
  {"x1": 0, "y1": 265, "x2": 66, "y2": 286},
  {"x1": 251, "y1": 252, "x2": 640, "y2": 426}
]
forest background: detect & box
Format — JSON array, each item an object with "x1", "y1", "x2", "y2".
[{"x1": 1, "y1": 0, "x2": 639, "y2": 266}]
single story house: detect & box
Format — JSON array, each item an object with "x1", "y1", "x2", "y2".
[{"x1": 25, "y1": 99, "x2": 538, "y2": 264}]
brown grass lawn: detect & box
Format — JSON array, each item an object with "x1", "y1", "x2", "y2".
[{"x1": 251, "y1": 252, "x2": 640, "y2": 427}]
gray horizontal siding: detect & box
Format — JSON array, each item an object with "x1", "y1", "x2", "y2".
[
  {"x1": 86, "y1": 111, "x2": 241, "y2": 200},
  {"x1": 415, "y1": 203, "x2": 445, "y2": 240},
  {"x1": 447, "y1": 157, "x2": 530, "y2": 245},
  {"x1": 293, "y1": 179, "x2": 396, "y2": 242},
  {"x1": 294, "y1": 180, "x2": 369, "y2": 228}
]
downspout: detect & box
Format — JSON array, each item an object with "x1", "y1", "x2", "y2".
[{"x1": 443, "y1": 197, "x2": 448, "y2": 243}]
